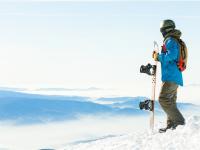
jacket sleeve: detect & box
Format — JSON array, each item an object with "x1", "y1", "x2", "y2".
[{"x1": 158, "y1": 38, "x2": 179, "y2": 63}]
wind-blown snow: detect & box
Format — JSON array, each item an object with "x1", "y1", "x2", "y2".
[{"x1": 62, "y1": 116, "x2": 200, "y2": 150}]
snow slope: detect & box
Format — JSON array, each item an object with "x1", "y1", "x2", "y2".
[{"x1": 62, "y1": 116, "x2": 200, "y2": 150}]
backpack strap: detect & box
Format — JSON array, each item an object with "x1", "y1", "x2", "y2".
[{"x1": 163, "y1": 36, "x2": 180, "y2": 63}]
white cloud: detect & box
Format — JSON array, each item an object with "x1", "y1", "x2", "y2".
[{"x1": 0, "y1": 115, "x2": 149, "y2": 150}]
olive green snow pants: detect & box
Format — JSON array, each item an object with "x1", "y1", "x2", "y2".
[{"x1": 159, "y1": 82, "x2": 185, "y2": 125}]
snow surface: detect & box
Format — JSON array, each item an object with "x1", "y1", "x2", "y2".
[{"x1": 61, "y1": 116, "x2": 200, "y2": 150}]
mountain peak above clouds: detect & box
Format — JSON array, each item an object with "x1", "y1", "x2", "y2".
[{"x1": 0, "y1": 90, "x2": 199, "y2": 124}]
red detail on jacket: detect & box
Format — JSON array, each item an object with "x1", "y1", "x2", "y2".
[{"x1": 161, "y1": 44, "x2": 167, "y2": 53}]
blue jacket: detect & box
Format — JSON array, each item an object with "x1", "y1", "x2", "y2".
[{"x1": 158, "y1": 37, "x2": 183, "y2": 86}]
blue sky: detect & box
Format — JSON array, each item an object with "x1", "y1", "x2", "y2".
[{"x1": 0, "y1": 1, "x2": 200, "y2": 101}]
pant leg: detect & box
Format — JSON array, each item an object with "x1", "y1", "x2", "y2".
[
  {"x1": 159, "y1": 82, "x2": 185, "y2": 125},
  {"x1": 169, "y1": 90, "x2": 185, "y2": 125}
]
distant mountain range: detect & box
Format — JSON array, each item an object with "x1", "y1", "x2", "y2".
[
  {"x1": 0, "y1": 90, "x2": 199, "y2": 124},
  {"x1": 0, "y1": 87, "x2": 103, "y2": 92}
]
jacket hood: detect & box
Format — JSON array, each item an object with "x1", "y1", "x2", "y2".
[{"x1": 164, "y1": 29, "x2": 182, "y2": 40}]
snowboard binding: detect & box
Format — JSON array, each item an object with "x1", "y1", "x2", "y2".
[
  {"x1": 139, "y1": 99, "x2": 153, "y2": 111},
  {"x1": 140, "y1": 63, "x2": 156, "y2": 76}
]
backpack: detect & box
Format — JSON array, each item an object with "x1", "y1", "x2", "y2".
[
  {"x1": 176, "y1": 38, "x2": 188, "y2": 72},
  {"x1": 162, "y1": 38, "x2": 188, "y2": 72}
]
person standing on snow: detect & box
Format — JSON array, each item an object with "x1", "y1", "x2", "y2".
[{"x1": 152, "y1": 19, "x2": 185, "y2": 133}]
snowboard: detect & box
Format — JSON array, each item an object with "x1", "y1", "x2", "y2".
[
  {"x1": 150, "y1": 41, "x2": 159, "y2": 130},
  {"x1": 139, "y1": 41, "x2": 159, "y2": 131}
]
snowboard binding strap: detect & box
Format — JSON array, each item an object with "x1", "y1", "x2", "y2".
[
  {"x1": 140, "y1": 63, "x2": 157, "y2": 76},
  {"x1": 139, "y1": 99, "x2": 154, "y2": 111}
]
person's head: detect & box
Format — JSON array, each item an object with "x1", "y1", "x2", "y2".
[{"x1": 160, "y1": 19, "x2": 176, "y2": 37}]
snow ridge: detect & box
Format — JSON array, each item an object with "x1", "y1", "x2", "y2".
[{"x1": 62, "y1": 116, "x2": 200, "y2": 150}]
